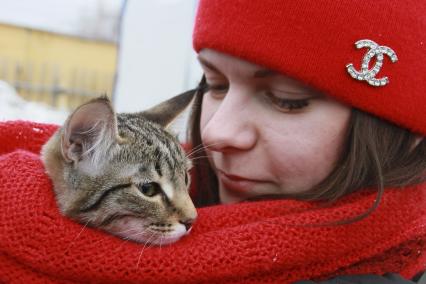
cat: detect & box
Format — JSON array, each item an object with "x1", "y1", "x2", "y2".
[{"x1": 41, "y1": 91, "x2": 197, "y2": 245}]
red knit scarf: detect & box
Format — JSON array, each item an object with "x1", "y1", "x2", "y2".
[{"x1": 0, "y1": 121, "x2": 425, "y2": 284}]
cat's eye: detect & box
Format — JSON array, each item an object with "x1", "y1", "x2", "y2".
[{"x1": 138, "y1": 182, "x2": 162, "y2": 197}]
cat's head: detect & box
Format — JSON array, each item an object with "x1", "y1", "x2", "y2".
[{"x1": 42, "y1": 91, "x2": 197, "y2": 245}]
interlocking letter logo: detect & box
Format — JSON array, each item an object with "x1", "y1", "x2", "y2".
[{"x1": 346, "y1": 39, "x2": 398, "y2": 87}]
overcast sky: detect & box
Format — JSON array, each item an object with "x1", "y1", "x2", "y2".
[{"x1": 0, "y1": 0, "x2": 124, "y2": 40}]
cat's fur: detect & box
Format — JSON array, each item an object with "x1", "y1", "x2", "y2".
[{"x1": 41, "y1": 91, "x2": 197, "y2": 245}]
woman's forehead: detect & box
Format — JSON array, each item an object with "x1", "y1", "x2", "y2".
[
  {"x1": 198, "y1": 49, "x2": 319, "y2": 92},
  {"x1": 198, "y1": 49, "x2": 264, "y2": 73}
]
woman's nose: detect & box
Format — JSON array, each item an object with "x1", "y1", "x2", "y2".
[{"x1": 201, "y1": 90, "x2": 257, "y2": 153}]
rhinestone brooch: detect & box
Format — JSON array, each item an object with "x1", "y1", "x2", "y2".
[{"x1": 346, "y1": 39, "x2": 397, "y2": 87}]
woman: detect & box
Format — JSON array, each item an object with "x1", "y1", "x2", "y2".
[{"x1": 188, "y1": 0, "x2": 426, "y2": 282}]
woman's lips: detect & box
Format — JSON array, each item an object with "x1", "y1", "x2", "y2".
[{"x1": 217, "y1": 170, "x2": 264, "y2": 196}]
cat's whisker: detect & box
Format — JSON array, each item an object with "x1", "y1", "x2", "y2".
[
  {"x1": 186, "y1": 142, "x2": 223, "y2": 158},
  {"x1": 188, "y1": 150, "x2": 214, "y2": 161},
  {"x1": 146, "y1": 237, "x2": 159, "y2": 251},
  {"x1": 136, "y1": 231, "x2": 158, "y2": 269},
  {"x1": 65, "y1": 219, "x2": 90, "y2": 253},
  {"x1": 115, "y1": 227, "x2": 151, "y2": 250},
  {"x1": 186, "y1": 143, "x2": 208, "y2": 157},
  {"x1": 186, "y1": 144, "x2": 215, "y2": 159},
  {"x1": 189, "y1": 157, "x2": 214, "y2": 165},
  {"x1": 189, "y1": 155, "x2": 212, "y2": 161}
]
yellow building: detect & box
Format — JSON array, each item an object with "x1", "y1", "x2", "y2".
[{"x1": 0, "y1": 22, "x2": 117, "y2": 109}]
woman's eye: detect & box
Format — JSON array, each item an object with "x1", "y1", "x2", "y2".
[
  {"x1": 265, "y1": 92, "x2": 310, "y2": 112},
  {"x1": 205, "y1": 82, "x2": 229, "y2": 93},
  {"x1": 138, "y1": 182, "x2": 162, "y2": 197},
  {"x1": 204, "y1": 83, "x2": 228, "y2": 100}
]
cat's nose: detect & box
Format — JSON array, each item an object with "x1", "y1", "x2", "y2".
[{"x1": 179, "y1": 219, "x2": 195, "y2": 232}]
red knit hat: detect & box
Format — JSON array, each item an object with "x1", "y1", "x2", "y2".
[{"x1": 193, "y1": 0, "x2": 426, "y2": 135}]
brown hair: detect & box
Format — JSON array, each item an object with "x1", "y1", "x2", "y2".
[{"x1": 187, "y1": 77, "x2": 426, "y2": 213}]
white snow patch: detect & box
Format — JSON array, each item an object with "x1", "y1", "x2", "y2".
[{"x1": 0, "y1": 80, "x2": 69, "y2": 124}]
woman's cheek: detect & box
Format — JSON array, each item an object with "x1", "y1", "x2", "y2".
[{"x1": 264, "y1": 121, "x2": 345, "y2": 191}]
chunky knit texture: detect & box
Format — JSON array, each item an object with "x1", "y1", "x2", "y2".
[
  {"x1": 0, "y1": 121, "x2": 425, "y2": 283},
  {"x1": 193, "y1": 0, "x2": 426, "y2": 135}
]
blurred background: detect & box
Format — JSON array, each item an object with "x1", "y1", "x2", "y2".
[{"x1": 0, "y1": 0, "x2": 202, "y2": 137}]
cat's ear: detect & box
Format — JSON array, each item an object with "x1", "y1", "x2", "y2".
[
  {"x1": 141, "y1": 89, "x2": 195, "y2": 128},
  {"x1": 61, "y1": 96, "x2": 119, "y2": 164}
]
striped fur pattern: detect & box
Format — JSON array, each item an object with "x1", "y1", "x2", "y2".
[{"x1": 41, "y1": 92, "x2": 197, "y2": 245}]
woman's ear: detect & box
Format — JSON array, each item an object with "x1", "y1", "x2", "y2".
[
  {"x1": 140, "y1": 89, "x2": 196, "y2": 128},
  {"x1": 61, "y1": 96, "x2": 119, "y2": 166}
]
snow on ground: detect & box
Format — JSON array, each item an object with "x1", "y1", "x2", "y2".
[{"x1": 0, "y1": 80, "x2": 69, "y2": 125}]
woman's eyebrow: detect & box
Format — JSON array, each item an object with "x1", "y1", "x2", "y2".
[{"x1": 197, "y1": 57, "x2": 221, "y2": 73}]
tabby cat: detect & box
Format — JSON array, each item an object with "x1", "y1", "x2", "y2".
[{"x1": 41, "y1": 91, "x2": 197, "y2": 245}]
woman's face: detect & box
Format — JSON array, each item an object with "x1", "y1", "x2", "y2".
[{"x1": 199, "y1": 49, "x2": 351, "y2": 204}]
